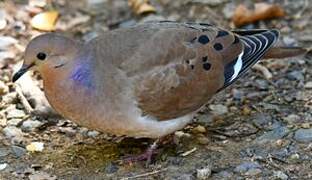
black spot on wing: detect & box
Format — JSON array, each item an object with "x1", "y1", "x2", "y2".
[
  {"x1": 213, "y1": 43, "x2": 223, "y2": 51},
  {"x1": 203, "y1": 63, "x2": 211, "y2": 71},
  {"x1": 198, "y1": 35, "x2": 210, "y2": 44},
  {"x1": 202, "y1": 56, "x2": 208, "y2": 62},
  {"x1": 216, "y1": 30, "x2": 229, "y2": 38}
]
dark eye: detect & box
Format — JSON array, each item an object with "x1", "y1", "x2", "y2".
[{"x1": 36, "y1": 52, "x2": 47, "y2": 60}]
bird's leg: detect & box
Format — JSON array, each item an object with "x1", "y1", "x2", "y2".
[{"x1": 122, "y1": 138, "x2": 162, "y2": 165}]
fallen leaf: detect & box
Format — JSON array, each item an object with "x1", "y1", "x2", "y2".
[
  {"x1": 30, "y1": 11, "x2": 59, "y2": 31},
  {"x1": 232, "y1": 3, "x2": 285, "y2": 27},
  {"x1": 26, "y1": 142, "x2": 44, "y2": 152},
  {"x1": 128, "y1": 0, "x2": 156, "y2": 15}
]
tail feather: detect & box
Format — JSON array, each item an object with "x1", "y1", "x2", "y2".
[{"x1": 263, "y1": 47, "x2": 307, "y2": 59}]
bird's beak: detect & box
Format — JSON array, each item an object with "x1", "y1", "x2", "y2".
[{"x1": 12, "y1": 63, "x2": 34, "y2": 82}]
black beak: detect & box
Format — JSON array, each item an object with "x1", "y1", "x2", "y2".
[{"x1": 12, "y1": 63, "x2": 34, "y2": 82}]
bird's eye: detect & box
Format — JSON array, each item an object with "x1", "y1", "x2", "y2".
[{"x1": 36, "y1": 52, "x2": 47, "y2": 60}]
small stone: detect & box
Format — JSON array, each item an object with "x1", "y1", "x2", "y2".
[
  {"x1": 87, "y1": 130, "x2": 100, "y2": 138},
  {"x1": 294, "y1": 129, "x2": 312, "y2": 142},
  {"x1": 304, "y1": 81, "x2": 312, "y2": 89},
  {"x1": 273, "y1": 171, "x2": 288, "y2": 180},
  {"x1": 245, "y1": 168, "x2": 262, "y2": 176},
  {"x1": 0, "y1": 81, "x2": 8, "y2": 95},
  {"x1": 196, "y1": 164, "x2": 212, "y2": 180},
  {"x1": 256, "y1": 126, "x2": 290, "y2": 144},
  {"x1": 11, "y1": 145, "x2": 26, "y2": 158},
  {"x1": 196, "y1": 114, "x2": 213, "y2": 125},
  {"x1": 209, "y1": 104, "x2": 228, "y2": 115},
  {"x1": 286, "y1": 71, "x2": 304, "y2": 81},
  {"x1": 0, "y1": 36, "x2": 18, "y2": 49},
  {"x1": 58, "y1": 127, "x2": 76, "y2": 137},
  {"x1": 104, "y1": 162, "x2": 118, "y2": 174},
  {"x1": 6, "y1": 109, "x2": 26, "y2": 119},
  {"x1": 0, "y1": 163, "x2": 8, "y2": 171},
  {"x1": 234, "y1": 162, "x2": 262, "y2": 174},
  {"x1": 232, "y1": 89, "x2": 244, "y2": 101},
  {"x1": 283, "y1": 114, "x2": 300, "y2": 124},
  {"x1": 255, "y1": 79, "x2": 269, "y2": 90},
  {"x1": 283, "y1": 36, "x2": 298, "y2": 46},
  {"x1": 2, "y1": 92, "x2": 17, "y2": 104},
  {"x1": 7, "y1": 118, "x2": 23, "y2": 126},
  {"x1": 197, "y1": 136, "x2": 209, "y2": 145},
  {"x1": 0, "y1": 148, "x2": 10, "y2": 157},
  {"x1": 21, "y1": 120, "x2": 43, "y2": 132},
  {"x1": 193, "y1": 125, "x2": 206, "y2": 133},
  {"x1": 3, "y1": 126, "x2": 23, "y2": 139},
  {"x1": 26, "y1": 142, "x2": 44, "y2": 152},
  {"x1": 174, "y1": 131, "x2": 191, "y2": 138}
]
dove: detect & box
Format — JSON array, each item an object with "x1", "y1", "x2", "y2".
[{"x1": 13, "y1": 21, "x2": 306, "y2": 162}]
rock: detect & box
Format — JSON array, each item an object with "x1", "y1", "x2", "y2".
[
  {"x1": 196, "y1": 114, "x2": 213, "y2": 125},
  {"x1": 58, "y1": 127, "x2": 76, "y2": 137},
  {"x1": 0, "y1": 36, "x2": 18, "y2": 49},
  {"x1": 0, "y1": 163, "x2": 8, "y2": 171},
  {"x1": 6, "y1": 109, "x2": 26, "y2": 119},
  {"x1": 256, "y1": 126, "x2": 290, "y2": 144},
  {"x1": 209, "y1": 104, "x2": 228, "y2": 115},
  {"x1": 245, "y1": 168, "x2": 262, "y2": 176},
  {"x1": 87, "y1": 130, "x2": 100, "y2": 138},
  {"x1": 2, "y1": 92, "x2": 17, "y2": 104},
  {"x1": 197, "y1": 136, "x2": 209, "y2": 145},
  {"x1": 3, "y1": 126, "x2": 23, "y2": 139},
  {"x1": 283, "y1": 36, "x2": 298, "y2": 46},
  {"x1": 196, "y1": 164, "x2": 212, "y2": 179},
  {"x1": 273, "y1": 171, "x2": 288, "y2": 180},
  {"x1": 21, "y1": 120, "x2": 43, "y2": 132},
  {"x1": 7, "y1": 118, "x2": 23, "y2": 126},
  {"x1": 29, "y1": 171, "x2": 57, "y2": 180},
  {"x1": 0, "y1": 81, "x2": 8, "y2": 95},
  {"x1": 0, "y1": 148, "x2": 10, "y2": 157},
  {"x1": 11, "y1": 145, "x2": 26, "y2": 158},
  {"x1": 192, "y1": 125, "x2": 206, "y2": 133},
  {"x1": 104, "y1": 162, "x2": 118, "y2": 174},
  {"x1": 286, "y1": 71, "x2": 304, "y2": 81},
  {"x1": 222, "y1": 2, "x2": 236, "y2": 19},
  {"x1": 304, "y1": 81, "x2": 312, "y2": 89},
  {"x1": 26, "y1": 142, "x2": 44, "y2": 152},
  {"x1": 234, "y1": 162, "x2": 262, "y2": 174},
  {"x1": 251, "y1": 113, "x2": 272, "y2": 129},
  {"x1": 255, "y1": 79, "x2": 269, "y2": 90},
  {"x1": 283, "y1": 114, "x2": 301, "y2": 124},
  {"x1": 294, "y1": 129, "x2": 312, "y2": 142},
  {"x1": 0, "y1": 112, "x2": 7, "y2": 126},
  {"x1": 232, "y1": 88, "x2": 244, "y2": 101}
]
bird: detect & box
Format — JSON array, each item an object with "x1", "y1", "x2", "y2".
[{"x1": 12, "y1": 21, "x2": 306, "y2": 162}]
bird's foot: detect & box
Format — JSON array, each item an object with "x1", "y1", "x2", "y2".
[{"x1": 122, "y1": 140, "x2": 159, "y2": 166}]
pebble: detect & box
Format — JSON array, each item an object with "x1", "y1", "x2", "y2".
[
  {"x1": 234, "y1": 162, "x2": 262, "y2": 174},
  {"x1": 196, "y1": 114, "x2": 213, "y2": 125},
  {"x1": 286, "y1": 71, "x2": 304, "y2": 81},
  {"x1": 304, "y1": 81, "x2": 312, "y2": 89},
  {"x1": 0, "y1": 80, "x2": 8, "y2": 95},
  {"x1": 87, "y1": 130, "x2": 100, "y2": 138},
  {"x1": 282, "y1": 36, "x2": 298, "y2": 46},
  {"x1": 232, "y1": 88, "x2": 244, "y2": 101},
  {"x1": 283, "y1": 114, "x2": 301, "y2": 124},
  {"x1": 0, "y1": 36, "x2": 18, "y2": 49},
  {"x1": 245, "y1": 168, "x2": 262, "y2": 176},
  {"x1": 209, "y1": 104, "x2": 228, "y2": 115},
  {"x1": 273, "y1": 171, "x2": 289, "y2": 180},
  {"x1": 58, "y1": 127, "x2": 76, "y2": 137},
  {"x1": 3, "y1": 126, "x2": 23, "y2": 139},
  {"x1": 0, "y1": 148, "x2": 10, "y2": 157},
  {"x1": 256, "y1": 126, "x2": 290, "y2": 144},
  {"x1": 255, "y1": 79, "x2": 269, "y2": 90},
  {"x1": 214, "y1": 170, "x2": 233, "y2": 179},
  {"x1": 26, "y1": 142, "x2": 44, "y2": 152},
  {"x1": 11, "y1": 145, "x2": 26, "y2": 158},
  {"x1": 104, "y1": 162, "x2": 118, "y2": 174},
  {"x1": 6, "y1": 109, "x2": 26, "y2": 119},
  {"x1": 197, "y1": 136, "x2": 210, "y2": 145},
  {"x1": 21, "y1": 120, "x2": 43, "y2": 132},
  {"x1": 193, "y1": 125, "x2": 206, "y2": 133},
  {"x1": 196, "y1": 164, "x2": 212, "y2": 180},
  {"x1": 7, "y1": 118, "x2": 23, "y2": 126},
  {"x1": 0, "y1": 163, "x2": 8, "y2": 171},
  {"x1": 294, "y1": 129, "x2": 312, "y2": 142}
]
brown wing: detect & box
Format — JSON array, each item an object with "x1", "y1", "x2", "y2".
[{"x1": 129, "y1": 22, "x2": 243, "y2": 120}]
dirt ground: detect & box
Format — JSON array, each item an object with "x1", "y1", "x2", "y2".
[{"x1": 0, "y1": 0, "x2": 312, "y2": 179}]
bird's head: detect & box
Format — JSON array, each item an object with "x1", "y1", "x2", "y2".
[{"x1": 13, "y1": 33, "x2": 80, "y2": 82}]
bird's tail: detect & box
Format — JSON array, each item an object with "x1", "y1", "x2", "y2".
[{"x1": 263, "y1": 47, "x2": 307, "y2": 59}]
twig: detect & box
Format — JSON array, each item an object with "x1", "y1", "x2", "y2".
[
  {"x1": 15, "y1": 84, "x2": 34, "y2": 114},
  {"x1": 181, "y1": 147, "x2": 197, "y2": 157},
  {"x1": 120, "y1": 168, "x2": 167, "y2": 180},
  {"x1": 253, "y1": 64, "x2": 272, "y2": 80}
]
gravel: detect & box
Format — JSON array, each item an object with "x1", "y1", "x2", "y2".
[{"x1": 293, "y1": 129, "x2": 312, "y2": 142}]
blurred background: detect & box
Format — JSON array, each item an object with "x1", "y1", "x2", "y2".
[{"x1": 0, "y1": 0, "x2": 311, "y2": 179}]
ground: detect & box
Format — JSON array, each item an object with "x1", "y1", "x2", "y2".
[{"x1": 0, "y1": 0, "x2": 312, "y2": 179}]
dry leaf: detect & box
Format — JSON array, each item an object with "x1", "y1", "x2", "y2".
[
  {"x1": 30, "y1": 11, "x2": 59, "y2": 31},
  {"x1": 128, "y1": 0, "x2": 156, "y2": 15},
  {"x1": 232, "y1": 3, "x2": 285, "y2": 27}
]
